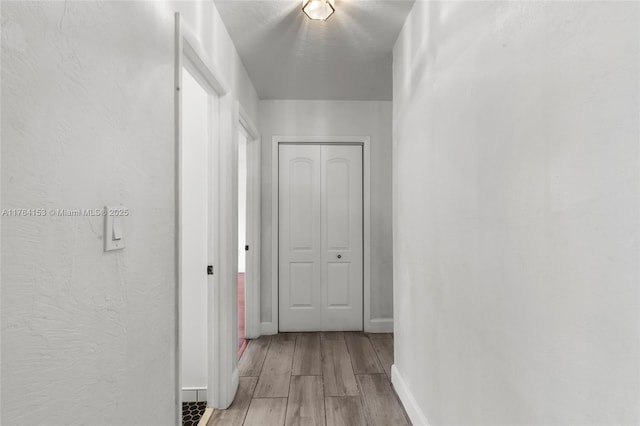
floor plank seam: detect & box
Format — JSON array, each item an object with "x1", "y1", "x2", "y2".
[
  {"x1": 282, "y1": 334, "x2": 296, "y2": 425},
  {"x1": 368, "y1": 334, "x2": 393, "y2": 380},
  {"x1": 250, "y1": 395, "x2": 289, "y2": 399},
  {"x1": 342, "y1": 333, "x2": 358, "y2": 380},
  {"x1": 255, "y1": 336, "x2": 272, "y2": 377}
]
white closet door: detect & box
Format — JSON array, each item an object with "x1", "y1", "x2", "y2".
[
  {"x1": 320, "y1": 145, "x2": 363, "y2": 330},
  {"x1": 279, "y1": 145, "x2": 322, "y2": 331},
  {"x1": 279, "y1": 144, "x2": 363, "y2": 331}
]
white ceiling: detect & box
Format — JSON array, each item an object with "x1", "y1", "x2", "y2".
[{"x1": 214, "y1": 1, "x2": 415, "y2": 101}]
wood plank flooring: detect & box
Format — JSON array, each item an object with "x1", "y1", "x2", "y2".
[
  {"x1": 253, "y1": 338, "x2": 296, "y2": 397},
  {"x1": 292, "y1": 333, "x2": 322, "y2": 376},
  {"x1": 208, "y1": 332, "x2": 410, "y2": 426}
]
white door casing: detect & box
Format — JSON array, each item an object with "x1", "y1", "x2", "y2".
[
  {"x1": 279, "y1": 144, "x2": 363, "y2": 331},
  {"x1": 175, "y1": 12, "x2": 237, "y2": 419},
  {"x1": 268, "y1": 136, "x2": 372, "y2": 335}
]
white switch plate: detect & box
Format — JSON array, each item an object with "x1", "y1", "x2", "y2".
[{"x1": 104, "y1": 206, "x2": 125, "y2": 251}]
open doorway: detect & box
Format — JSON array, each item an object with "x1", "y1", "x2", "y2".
[
  {"x1": 236, "y1": 104, "x2": 261, "y2": 346},
  {"x1": 180, "y1": 66, "x2": 212, "y2": 405},
  {"x1": 175, "y1": 12, "x2": 238, "y2": 421},
  {"x1": 237, "y1": 127, "x2": 248, "y2": 356}
]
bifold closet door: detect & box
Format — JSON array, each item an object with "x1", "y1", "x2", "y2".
[
  {"x1": 279, "y1": 144, "x2": 363, "y2": 331},
  {"x1": 279, "y1": 145, "x2": 322, "y2": 330},
  {"x1": 320, "y1": 145, "x2": 363, "y2": 330}
]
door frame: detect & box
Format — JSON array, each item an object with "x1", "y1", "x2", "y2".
[
  {"x1": 234, "y1": 103, "x2": 261, "y2": 339},
  {"x1": 174, "y1": 12, "x2": 235, "y2": 422},
  {"x1": 270, "y1": 136, "x2": 373, "y2": 333}
]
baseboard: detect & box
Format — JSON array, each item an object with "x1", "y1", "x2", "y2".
[
  {"x1": 366, "y1": 317, "x2": 394, "y2": 333},
  {"x1": 260, "y1": 321, "x2": 278, "y2": 335},
  {"x1": 182, "y1": 387, "x2": 207, "y2": 403},
  {"x1": 391, "y1": 364, "x2": 430, "y2": 426},
  {"x1": 261, "y1": 319, "x2": 392, "y2": 334}
]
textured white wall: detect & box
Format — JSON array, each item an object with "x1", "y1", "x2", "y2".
[
  {"x1": 1, "y1": 1, "x2": 258, "y2": 424},
  {"x1": 259, "y1": 100, "x2": 393, "y2": 326},
  {"x1": 392, "y1": 2, "x2": 639, "y2": 425},
  {"x1": 1, "y1": 2, "x2": 176, "y2": 424}
]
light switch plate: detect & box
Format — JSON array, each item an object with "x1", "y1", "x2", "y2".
[{"x1": 104, "y1": 206, "x2": 126, "y2": 251}]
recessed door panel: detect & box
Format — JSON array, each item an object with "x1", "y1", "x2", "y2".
[
  {"x1": 326, "y1": 159, "x2": 350, "y2": 250},
  {"x1": 290, "y1": 262, "x2": 314, "y2": 307},
  {"x1": 327, "y1": 262, "x2": 350, "y2": 307},
  {"x1": 290, "y1": 159, "x2": 314, "y2": 251}
]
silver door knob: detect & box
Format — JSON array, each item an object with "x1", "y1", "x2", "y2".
[{"x1": 337, "y1": 254, "x2": 342, "y2": 259}]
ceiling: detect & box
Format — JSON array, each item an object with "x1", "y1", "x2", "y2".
[{"x1": 214, "y1": 1, "x2": 415, "y2": 101}]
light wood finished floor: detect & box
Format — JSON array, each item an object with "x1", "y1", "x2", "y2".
[{"x1": 208, "y1": 332, "x2": 411, "y2": 426}]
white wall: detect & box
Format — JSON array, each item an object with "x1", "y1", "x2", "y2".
[
  {"x1": 1, "y1": 1, "x2": 258, "y2": 424},
  {"x1": 259, "y1": 100, "x2": 393, "y2": 331},
  {"x1": 392, "y1": 2, "x2": 639, "y2": 425}
]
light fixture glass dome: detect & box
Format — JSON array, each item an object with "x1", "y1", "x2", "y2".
[{"x1": 302, "y1": 0, "x2": 335, "y2": 21}]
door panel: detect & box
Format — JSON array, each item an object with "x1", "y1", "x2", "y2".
[
  {"x1": 289, "y1": 262, "x2": 315, "y2": 307},
  {"x1": 321, "y1": 145, "x2": 363, "y2": 330},
  {"x1": 279, "y1": 144, "x2": 362, "y2": 331},
  {"x1": 279, "y1": 146, "x2": 322, "y2": 331},
  {"x1": 290, "y1": 159, "x2": 315, "y2": 250},
  {"x1": 326, "y1": 159, "x2": 351, "y2": 250},
  {"x1": 327, "y1": 262, "x2": 351, "y2": 306}
]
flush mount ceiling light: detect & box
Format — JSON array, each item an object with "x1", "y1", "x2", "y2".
[{"x1": 302, "y1": 0, "x2": 335, "y2": 21}]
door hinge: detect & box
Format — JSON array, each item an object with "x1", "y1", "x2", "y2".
[
  {"x1": 207, "y1": 265, "x2": 213, "y2": 275},
  {"x1": 245, "y1": 245, "x2": 249, "y2": 251}
]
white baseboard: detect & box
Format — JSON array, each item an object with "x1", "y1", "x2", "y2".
[
  {"x1": 391, "y1": 364, "x2": 430, "y2": 426},
  {"x1": 367, "y1": 317, "x2": 394, "y2": 333},
  {"x1": 260, "y1": 321, "x2": 278, "y2": 335},
  {"x1": 182, "y1": 387, "x2": 207, "y2": 403},
  {"x1": 261, "y1": 319, "x2": 392, "y2": 334}
]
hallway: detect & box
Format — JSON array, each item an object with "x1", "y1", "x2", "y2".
[
  {"x1": 2, "y1": 1, "x2": 639, "y2": 425},
  {"x1": 208, "y1": 332, "x2": 408, "y2": 426}
]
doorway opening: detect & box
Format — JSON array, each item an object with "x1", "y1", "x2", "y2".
[
  {"x1": 180, "y1": 66, "x2": 211, "y2": 405},
  {"x1": 237, "y1": 127, "x2": 248, "y2": 356},
  {"x1": 176, "y1": 12, "x2": 237, "y2": 417},
  {"x1": 278, "y1": 143, "x2": 364, "y2": 332},
  {"x1": 270, "y1": 136, "x2": 373, "y2": 334},
  {"x1": 235, "y1": 105, "x2": 261, "y2": 347}
]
